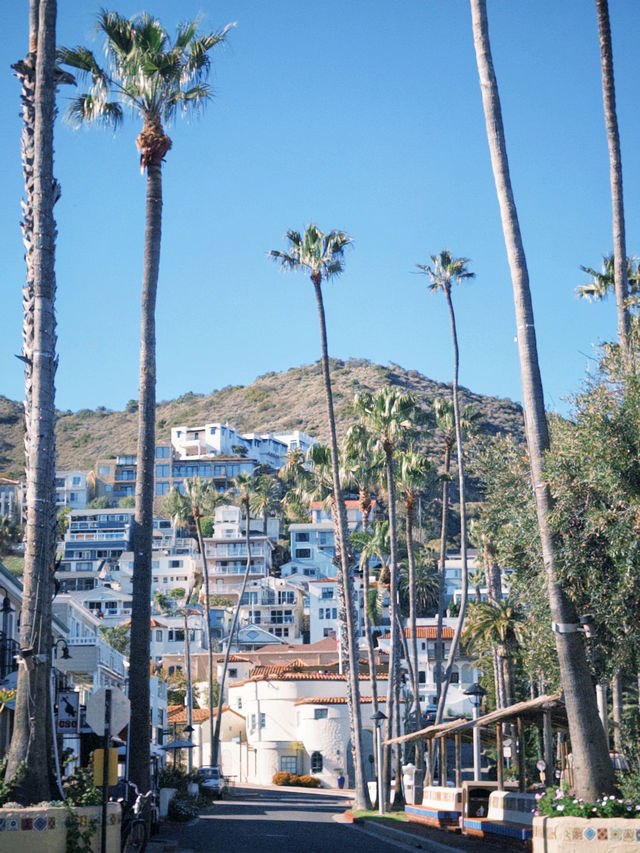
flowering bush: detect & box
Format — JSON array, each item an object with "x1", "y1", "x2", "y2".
[
  {"x1": 167, "y1": 794, "x2": 199, "y2": 822},
  {"x1": 272, "y1": 771, "x2": 320, "y2": 788},
  {"x1": 536, "y1": 786, "x2": 640, "y2": 819}
]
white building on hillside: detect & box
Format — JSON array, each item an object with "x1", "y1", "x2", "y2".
[{"x1": 55, "y1": 470, "x2": 91, "y2": 511}]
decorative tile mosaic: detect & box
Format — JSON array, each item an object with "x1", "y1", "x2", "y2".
[
  {"x1": 6, "y1": 818, "x2": 19, "y2": 831},
  {"x1": 47, "y1": 816, "x2": 56, "y2": 829},
  {"x1": 20, "y1": 817, "x2": 33, "y2": 831},
  {"x1": 597, "y1": 827, "x2": 608, "y2": 840},
  {"x1": 583, "y1": 827, "x2": 596, "y2": 840},
  {"x1": 33, "y1": 817, "x2": 47, "y2": 831}
]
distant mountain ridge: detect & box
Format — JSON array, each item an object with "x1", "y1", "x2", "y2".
[{"x1": 0, "y1": 359, "x2": 524, "y2": 478}]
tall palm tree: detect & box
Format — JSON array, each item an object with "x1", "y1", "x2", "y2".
[
  {"x1": 397, "y1": 449, "x2": 432, "y2": 737},
  {"x1": 164, "y1": 478, "x2": 224, "y2": 755},
  {"x1": 595, "y1": 0, "x2": 631, "y2": 362},
  {"x1": 5, "y1": 0, "x2": 59, "y2": 805},
  {"x1": 355, "y1": 387, "x2": 419, "y2": 810},
  {"x1": 211, "y1": 472, "x2": 255, "y2": 766},
  {"x1": 342, "y1": 423, "x2": 382, "y2": 721},
  {"x1": 416, "y1": 251, "x2": 474, "y2": 725},
  {"x1": 470, "y1": 0, "x2": 616, "y2": 800},
  {"x1": 269, "y1": 225, "x2": 370, "y2": 809},
  {"x1": 60, "y1": 13, "x2": 230, "y2": 789}
]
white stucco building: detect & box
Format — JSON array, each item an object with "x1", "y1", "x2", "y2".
[{"x1": 226, "y1": 669, "x2": 388, "y2": 788}]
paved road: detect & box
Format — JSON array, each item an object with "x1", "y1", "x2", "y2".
[{"x1": 157, "y1": 786, "x2": 447, "y2": 853}]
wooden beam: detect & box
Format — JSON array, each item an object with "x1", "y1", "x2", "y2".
[
  {"x1": 440, "y1": 736, "x2": 447, "y2": 786},
  {"x1": 455, "y1": 733, "x2": 462, "y2": 788},
  {"x1": 496, "y1": 723, "x2": 504, "y2": 790},
  {"x1": 517, "y1": 716, "x2": 526, "y2": 793}
]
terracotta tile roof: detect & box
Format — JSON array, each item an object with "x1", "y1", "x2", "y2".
[
  {"x1": 308, "y1": 578, "x2": 338, "y2": 584},
  {"x1": 295, "y1": 696, "x2": 399, "y2": 706},
  {"x1": 215, "y1": 654, "x2": 252, "y2": 663},
  {"x1": 231, "y1": 671, "x2": 382, "y2": 687},
  {"x1": 167, "y1": 705, "x2": 244, "y2": 723}
]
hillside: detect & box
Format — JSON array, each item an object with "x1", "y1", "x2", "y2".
[{"x1": 0, "y1": 359, "x2": 524, "y2": 478}]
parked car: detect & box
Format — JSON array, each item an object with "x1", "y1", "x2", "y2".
[{"x1": 197, "y1": 766, "x2": 223, "y2": 796}]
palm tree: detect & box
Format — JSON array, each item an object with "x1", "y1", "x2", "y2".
[
  {"x1": 595, "y1": 0, "x2": 631, "y2": 362},
  {"x1": 5, "y1": 0, "x2": 59, "y2": 805},
  {"x1": 211, "y1": 472, "x2": 255, "y2": 766},
  {"x1": 60, "y1": 13, "x2": 230, "y2": 790},
  {"x1": 463, "y1": 599, "x2": 527, "y2": 709},
  {"x1": 577, "y1": 254, "x2": 640, "y2": 302},
  {"x1": 355, "y1": 387, "x2": 419, "y2": 809},
  {"x1": 470, "y1": 0, "x2": 616, "y2": 799},
  {"x1": 416, "y1": 251, "x2": 474, "y2": 725},
  {"x1": 269, "y1": 225, "x2": 369, "y2": 809},
  {"x1": 164, "y1": 478, "x2": 224, "y2": 755},
  {"x1": 342, "y1": 423, "x2": 383, "y2": 721},
  {"x1": 250, "y1": 474, "x2": 280, "y2": 537},
  {"x1": 397, "y1": 449, "x2": 432, "y2": 737}
]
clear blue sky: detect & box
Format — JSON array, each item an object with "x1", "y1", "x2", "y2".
[{"x1": 2, "y1": 1, "x2": 639, "y2": 416}]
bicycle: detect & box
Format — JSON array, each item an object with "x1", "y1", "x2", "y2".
[{"x1": 120, "y1": 780, "x2": 155, "y2": 853}]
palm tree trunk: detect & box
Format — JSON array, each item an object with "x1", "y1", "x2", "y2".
[
  {"x1": 5, "y1": 0, "x2": 59, "y2": 804},
  {"x1": 194, "y1": 517, "x2": 216, "y2": 756},
  {"x1": 405, "y1": 510, "x2": 424, "y2": 794},
  {"x1": 212, "y1": 501, "x2": 253, "y2": 766},
  {"x1": 313, "y1": 277, "x2": 370, "y2": 809},
  {"x1": 611, "y1": 671, "x2": 622, "y2": 752},
  {"x1": 384, "y1": 450, "x2": 404, "y2": 809},
  {"x1": 130, "y1": 155, "x2": 163, "y2": 791},
  {"x1": 435, "y1": 289, "x2": 469, "y2": 725},
  {"x1": 360, "y1": 504, "x2": 379, "y2": 716},
  {"x1": 471, "y1": 0, "x2": 616, "y2": 800},
  {"x1": 434, "y1": 443, "x2": 451, "y2": 707},
  {"x1": 596, "y1": 0, "x2": 631, "y2": 361}
]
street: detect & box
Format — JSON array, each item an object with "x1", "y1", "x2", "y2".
[{"x1": 152, "y1": 785, "x2": 508, "y2": 853}]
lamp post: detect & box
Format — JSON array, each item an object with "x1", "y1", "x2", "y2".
[
  {"x1": 371, "y1": 709, "x2": 387, "y2": 815},
  {"x1": 464, "y1": 682, "x2": 487, "y2": 780},
  {"x1": 0, "y1": 587, "x2": 15, "y2": 678}
]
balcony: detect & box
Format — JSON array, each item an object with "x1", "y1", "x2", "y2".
[{"x1": 60, "y1": 636, "x2": 127, "y2": 680}]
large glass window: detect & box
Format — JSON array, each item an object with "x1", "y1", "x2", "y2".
[
  {"x1": 321, "y1": 587, "x2": 334, "y2": 600},
  {"x1": 295, "y1": 548, "x2": 311, "y2": 559},
  {"x1": 156, "y1": 464, "x2": 170, "y2": 477},
  {"x1": 296, "y1": 532, "x2": 309, "y2": 543},
  {"x1": 156, "y1": 446, "x2": 170, "y2": 459},
  {"x1": 280, "y1": 756, "x2": 297, "y2": 774}
]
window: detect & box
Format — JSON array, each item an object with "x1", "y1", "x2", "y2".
[
  {"x1": 280, "y1": 756, "x2": 297, "y2": 774},
  {"x1": 319, "y1": 609, "x2": 324, "y2": 620},
  {"x1": 250, "y1": 714, "x2": 256, "y2": 730},
  {"x1": 278, "y1": 591, "x2": 294, "y2": 604},
  {"x1": 321, "y1": 587, "x2": 334, "y2": 600},
  {"x1": 314, "y1": 708, "x2": 328, "y2": 720},
  {"x1": 72, "y1": 476, "x2": 82, "y2": 485},
  {"x1": 168, "y1": 629, "x2": 185, "y2": 642},
  {"x1": 418, "y1": 671, "x2": 426, "y2": 684},
  {"x1": 310, "y1": 751, "x2": 323, "y2": 773},
  {"x1": 295, "y1": 548, "x2": 311, "y2": 559},
  {"x1": 237, "y1": 697, "x2": 242, "y2": 710},
  {"x1": 296, "y1": 532, "x2": 309, "y2": 543},
  {"x1": 156, "y1": 446, "x2": 170, "y2": 458},
  {"x1": 332, "y1": 608, "x2": 337, "y2": 620},
  {"x1": 259, "y1": 712, "x2": 266, "y2": 729},
  {"x1": 169, "y1": 560, "x2": 183, "y2": 568},
  {"x1": 229, "y1": 669, "x2": 237, "y2": 679},
  {"x1": 156, "y1": 464, "x2": 170, "y2": 477},
  {"x1": 450, "y1": 671, "x2": 459, "y2": 684},
  {"x1": 98, "y1": 465, "x2": 111, "y2": 476},
  {"x1": 155, "y1": 630, "x2": 163, "y2": 642}
]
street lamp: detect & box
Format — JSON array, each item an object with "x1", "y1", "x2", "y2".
[
  {"x1": 371, "y1": 709, "x2": 387, "y2": 816},
  {"x1": 464, "y1": 682, "x2": 487, "y2": 780}
]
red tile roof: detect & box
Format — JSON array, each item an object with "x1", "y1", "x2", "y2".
[{"x1": 295, "y1": 696, "x2": 396, "y2": 706}]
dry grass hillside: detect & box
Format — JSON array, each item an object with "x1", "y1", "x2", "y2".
[{"x1": 0, "y1": 359, "x2": 524, "y2": 478}]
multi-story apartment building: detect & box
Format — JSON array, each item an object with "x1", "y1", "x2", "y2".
[
  {"x1": 171, "y1": 423, "x2": 316, "y2": 469},
  {"x1": 55, "y1": 470, "x2": 91, "y2": 510},
  {"x1": 203, "y1": 505, "x2": 276, "y2": 598},
  {"x1": 237, "y1": 576, "x2": 305, "y2": 643},
  {"x1": 57, "y1": 508, "x2": 135, "y2": 593},
  {"x1": 307, "y1": 577, "x2": 369, "y2": 643},
  {"x1": 280, "y1": 521, "x2": 336, "y2": 580}
]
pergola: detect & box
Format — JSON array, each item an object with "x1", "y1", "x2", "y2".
[{"x1": 385, "y1": 693, "x2": 566, "y2": 792}]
